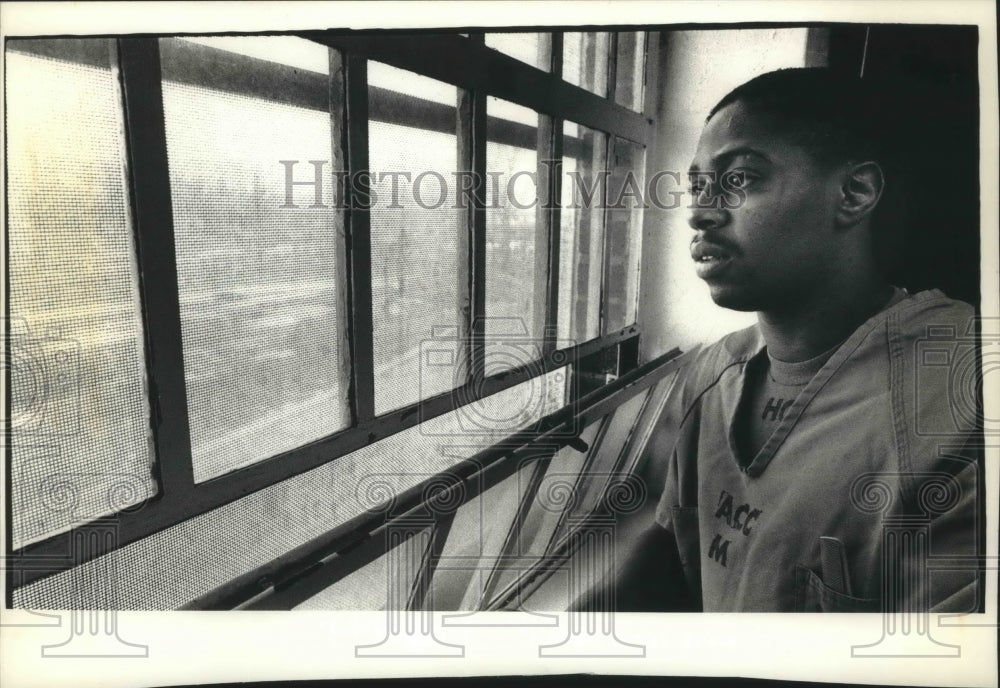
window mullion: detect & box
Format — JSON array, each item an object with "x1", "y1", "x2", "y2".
[
  {"x1": 470, "y1": 87, "x2": 488, "y2": 382},
  {"x1": 456, "y1": 89, "x2": 474, "y2": 383},
  {"x1": 550, "y1": 32, "x2": 563, "y2": 81},
  {"x1": 603, "y1": 33, "x2": 619, "y2": 341},
  {"x1": 607, "y1": 32, "x2": 620, "y2": 104},
  {"x1": 343, "y1": 54, "x2": 376, "y2": 424},
  {"x1": 543, "y1": 33, "x2": 565, "y2": 356},
  {"x1": 541, "y1": 120, "x2": 563, "y2": 356},
  {"x1": 329, "y1": 48, "x2": 353, "y2": 427},
  {"x1": 597, "y1": 133, "x2": 613, "y2": 337},
  {"x1": 117, "y1": 37, "x2": 195, "y2": 497},
  {"x1": 534, "y1": 114, "x2": 556, "y2": 353}
]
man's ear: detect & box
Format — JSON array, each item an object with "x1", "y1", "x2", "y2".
[{"x1": 836, "y1": 161, "x2": 884, "y2": 228}]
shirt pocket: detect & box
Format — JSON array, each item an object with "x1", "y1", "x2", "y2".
[
  {"x1": 794, "y1": 565, "x2": 880, "y2": 612},
  {"x1": 671, "y1": 506, "x2": 702, "y2": 600}
]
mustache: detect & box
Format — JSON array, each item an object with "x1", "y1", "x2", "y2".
[{"x1": 690, "y1": 236, "x2": 741, "y2": 256}]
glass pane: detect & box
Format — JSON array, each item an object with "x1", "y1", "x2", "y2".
[
  {"x1": 485, "y1": 97, "x2": 548, "y2": 373},
  {"x1": 293, "y1": 527, "x2": 431, "y2": 610},
  {"x1": 622, "y1": 371, "x2": 682, "y2": 475},
  {"x1": 564, "y1": 390, "x2": 649, "y2": 523},
  {"x1": 6, "y1": 39, "x2": 157, "y2": 549},
  {"x1": 485, "y1": 32, "x2": 551, "y2": 71},
  {"x1": 614, "y1": 31, "x2": 646, "y2": 111},
  {"x1": 604, "y1": 137, "x2": 646, "y2": 333},
  {"x1": 12, "y1": 372, "x2": 564, "y2": 610},
  {"x1": 563, "y1": 32, "x2": 610, "y2": 97},
  {"x1": 487, "y1": 422, "x2": 602, "y2": 599},
  {"x1": 159, "y1": 37, "x2": 347, "y2": 482},
  {"x1": 558, "y1": 121, "x2": 607, "y2": 344},
  {"x1": 427, "y1": 463, "x2": 534, "y2": 610},
  {"x1": 369, "y1": 62, "x2": 462, "y2": 414}
]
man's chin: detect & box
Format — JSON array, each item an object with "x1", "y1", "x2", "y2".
[{"x1": 707, "y1": 285, "x2": 759, "y2": 312}]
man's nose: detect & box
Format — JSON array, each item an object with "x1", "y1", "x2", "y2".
[{"x1": 687, "y1": 190, "x2": 730, "y2": 231}]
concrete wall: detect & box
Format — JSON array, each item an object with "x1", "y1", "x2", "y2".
[{"x1": 638, "y1": 29, "x2": 815, "y2": 360}]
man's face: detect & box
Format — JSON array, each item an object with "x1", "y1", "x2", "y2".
[{"x1": 687, "y1": 100, "x2": 846, "y2": 312}]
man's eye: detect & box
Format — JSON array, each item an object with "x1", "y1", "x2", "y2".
[
  {"x1": 687, "y1": 178, "x2": 709, "y2": 194},
  {"x1": 721, "y1": 170, "x2": 754, "y2": 189}
]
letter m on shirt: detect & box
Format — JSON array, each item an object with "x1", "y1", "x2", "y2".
[{"x1": 708, "y1": 534, "x2": 729, "y2": 567}]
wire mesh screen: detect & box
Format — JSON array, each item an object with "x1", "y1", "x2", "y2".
[
  {"x1": 604, "y1": 136, "x2": 646, "y2": 334},
  {"x1": 12, "y1": 372, "x2": 563, "y2": 610},
  {"x1": 563, "y1": 32, "x2": 610, "y2": 97},
  {"x1": 368, "y1": 62, "x2": 462, "y2": 414},
  {"x1": 485, "y1": 97, "x2": 548, "y2": 373},
  {"x1": 485, "y1": 33, "x2": 551, "y2": 71},
  {"x1": 614, "y1": 31, "x2": 647, "y2": 112},
  {"x1": 159, "y1": 38, "x2": 347, "y2": 482},
  {"x1": 5, "y1": 41, "x2": 157, "y2": 549},
  {"x1": 559, "y1": 121, "x2": 607, "y2": 344}
]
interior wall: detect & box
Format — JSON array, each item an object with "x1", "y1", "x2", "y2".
[
  {"x1": 858, "y1": 25, "x2": 980, "y2": 307},
  {"x1": 637, "y1": 28, "x2": 814, "y2": 360}
]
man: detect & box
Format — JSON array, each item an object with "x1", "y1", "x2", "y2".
[{"x1": 613, "y1": 68, "x2": 980, "y2": 612}]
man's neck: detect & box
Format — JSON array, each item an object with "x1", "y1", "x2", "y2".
[{"x1": 756, "y1": 279, "x2": 894, "y2": 362}]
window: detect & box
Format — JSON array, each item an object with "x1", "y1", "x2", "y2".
[
  {"x1": 159, "y1": 37, "x2": 349, "y2": 480},
  {"x1": 485, "y1": 97, "x2": 549, "y2": 369},
  {"x1": 614, "y1": 31, "x2": 647, "y2": 111},
  {"x1": 559, "y1": 121, "x2": 607, "y2": 344},
  {"x1": 603, "y1": 136, "x2": 646, "y2": 334},
  {"x1": 563, "y1": 32, "x2": 611, "y2": 96},
  {"x1": 6, "y1": 40, "x2": 156, "y2": 549},
  {"x1": 368, "y1": 62, "x2": 463, "y2": 413},
  {"x1": 6, "y1": 30, "x2": 659, "y2": 610}
]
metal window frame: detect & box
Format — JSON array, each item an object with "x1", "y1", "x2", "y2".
[
  {"x1": 5, "y1": 31, "x2": 654, "y2": 601},
  {"x1": 219, "y1": 345, "x2": 681, "y2": 611}
]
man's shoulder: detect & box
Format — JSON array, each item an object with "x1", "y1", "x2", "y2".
[
  {"x1": 680, "y1": 323, "x2": 762, "y2": 402},
  {"x1": 677, "y1": 289, "x2": 977, "y2": 411},
  {"x1": 892, "y1": 289, "x2": 976, "y2": 339},
  {"x1": 698, "y1": 322, "x2": 761, "y2": 363}
]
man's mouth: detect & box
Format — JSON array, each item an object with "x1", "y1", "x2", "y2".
[
  {"x1": 691, "y1": 242, "x2": 734, "y2": 279},
  {"x1": 696, "y1": 254, "x2": 725, "y2": 264}
]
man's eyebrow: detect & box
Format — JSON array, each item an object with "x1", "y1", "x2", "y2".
[{"x1": 688, "y1": 146, "x2": 773, "y2": 176}]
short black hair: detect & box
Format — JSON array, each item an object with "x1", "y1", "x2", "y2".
[
  {"x1": 709, "y1": 67, "x2": 905, "y2": 275},
  {"x1": 708, "y1": 67, "x2": 894, "y2": 170}
]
